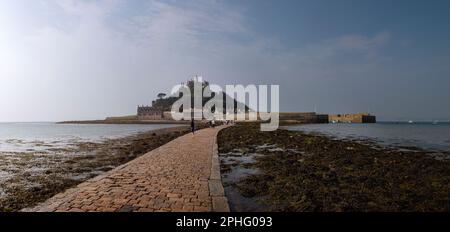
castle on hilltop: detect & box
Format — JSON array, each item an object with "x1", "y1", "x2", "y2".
[
  {"x1": 137, "y1": 77, "x2": 249, "y2": 120},
  {"x1": 137, "y1": 96, "x2": 179, "y2": 120},
  {"x1": 137, "y1": 77, "x2": 376, "y2": 123},
  {"x1": 137, "y1": 77, "x2": 212, "y2": 120}
]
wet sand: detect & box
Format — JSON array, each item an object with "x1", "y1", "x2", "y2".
[
  {"x1": 217, "y1": 123, "x2": 450, "y2": 212},
  {"x1": 0, "y1": 126, "x2": 191, "y2": 211}
]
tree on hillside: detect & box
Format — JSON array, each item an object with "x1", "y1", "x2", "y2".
[
  {"x1": 156, "y1": 93, "x2": 167, "y2": 118},
  {"x1": 157, "y1": 93, "x2": 166, "y2": 99}
]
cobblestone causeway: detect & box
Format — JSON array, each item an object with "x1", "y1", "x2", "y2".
[{"x1": 25, "y1": 126, "x2": 227, "y2": 212}]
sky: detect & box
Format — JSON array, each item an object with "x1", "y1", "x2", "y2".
[{"x1": 1, "y1": 0, "x2": 449, "y2": 122}]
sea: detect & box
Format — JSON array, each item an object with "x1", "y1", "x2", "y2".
[
  {"x1": 289, "y1": 122, "x2": 450, "y2": 152},
  {"x1": 0, "y1": 122, "x2": 181, "y2": 153},
  {"x1": 2, "y1": 122, "x2": 450, "y2": 154}
]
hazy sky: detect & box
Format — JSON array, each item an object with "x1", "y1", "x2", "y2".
[{"x1": 1, "y1": 0, "x2": 449, "y2": 122}]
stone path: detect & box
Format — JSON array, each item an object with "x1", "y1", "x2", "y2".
[{"x1": 25, "y1": 126, "x2": 229, "y2": 212}]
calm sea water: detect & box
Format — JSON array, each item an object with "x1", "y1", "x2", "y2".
[
  {"x1": 0, "y1": 122, "x2": 181, "y2": 153},
  {"x1": 289, "y1": 122, "x2": 450, "y2": 152}
]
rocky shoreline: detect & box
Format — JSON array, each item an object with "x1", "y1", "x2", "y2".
[
  {"x1": 0, "y1": 126, "x2": 190, "y2": 212},
  {"x1": 217, "y1": 123, "x2": 450, "y2": 212},
  {"x1": 58, "y1": 120, "x2": 189, "y2": 124}
]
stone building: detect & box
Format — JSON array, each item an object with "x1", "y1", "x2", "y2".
[
  {"x1": 137, "y1": 105, "x2": 163, "y2": 120},
  {"x1": 329, "y1": 113, "x2": 376, "y2": 123}
]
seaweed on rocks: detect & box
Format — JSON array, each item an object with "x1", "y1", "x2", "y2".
[{"x1": 217, "y1": 123, "x2": 450, "y2": 212}]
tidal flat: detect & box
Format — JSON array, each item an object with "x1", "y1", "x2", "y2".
[
  {"x1": 217, "y1": 123, "x2": 450, "y2": 212},
  {"x1": 0, "y1": 126, "x2": 190, "y2": 212}
]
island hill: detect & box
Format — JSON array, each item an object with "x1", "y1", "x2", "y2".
[{"x1": 61, "y1": 78, "x2": 376, "y2": 124}]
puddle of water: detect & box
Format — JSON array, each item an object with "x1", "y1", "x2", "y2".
[
  {"x1": 219, "y1": 152, "x2": 266, "y2": 212},
  {"x1": 254, "y1": 144, "x2": 277, "y2": 150},
  {"x1": 224, "y1": 186, "x2": 267, "y2": 212},
  {"x1": 69, "y1": 170, "x2": 104, "y2": 181}
]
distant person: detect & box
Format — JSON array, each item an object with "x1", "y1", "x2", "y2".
[{"x1": 190, "y1": 119, "x2": 195, "y2": 134}]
